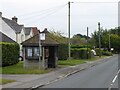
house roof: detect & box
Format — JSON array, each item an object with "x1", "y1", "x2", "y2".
[
  {"x1": 2, "y1": 17, "x2": 23, "y2": 34},
  {"x1": 22, "y1": 30, "x2": 59, "y2": 46},
  {"x1": 24, "y1": 27, "x2": 32, "y2": 35},
  {"x1": 24, "y1": 27, "x2": 39, "y2": 35},
  {"x1": 0, "y1": 32, "x2": 16, "y2": 43}
]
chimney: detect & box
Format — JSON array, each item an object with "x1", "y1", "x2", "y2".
[
  {"x1": 12, "y1": 16, "x2": 18, "y2": 23},
  {"x1": 0, "y1": 12, "x2": 2, "y2": 18},
  {"x1": 44, "y1": 28, "x2": 47, "y2": 32}
]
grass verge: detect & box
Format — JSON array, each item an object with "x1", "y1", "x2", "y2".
[
  {"x1": 0, "y1": 78, "x2": 16, "y2": 85},
  {"x1": 58, "y1": 59, "x2": 86, "y2": 67},
  {"x1": 86, "y1": 56, "x2": 108, "y2": 61},
  {"x1": 0, "y1": 61, "x2": 53, "y2": 74}
]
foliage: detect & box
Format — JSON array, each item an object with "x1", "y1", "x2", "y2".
[
  {"x1": 102, "y1": 50, "x2": 113, "y2": 56},
  {"x1": 0, "y1": 42, "x2": 19, "y2": 67},
  {"x1": 50, "y1": 30, "x2": 68, "y2": 44},
  {"x1": 110, "y1": 34, "x2": 120, "y2": 52},
  {"x1": 71, "y1": 48, "x2": 92, "y2": 59},
  {"x1": 49, "y1": 31, "x2": 69, "y2": 60},
  {"x1": 71, "y1": 45, "x2": 92, "y2": 49},
  {"x1": 71, "y1": 34, "x2": 89, "y2": 45},
  {"x1": 58, "y1": 44, "x2": 68, "y2": 60},
  {"x1": 95, "y1": 48, "x2": 102, "y2": 56},
  {"x1": 73, "y1": 34, "x2": 90, "y2": 39},
  {"x1": 91, "y1": 27, "x2": 120, "y2": 53}
]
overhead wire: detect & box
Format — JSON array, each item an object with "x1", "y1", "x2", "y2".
[
  {"x1": 19, "y1": 4, "x2": 67, "y2": 20},
  {"x1": 24, "y1": 4, "x2": 67, "y2": 25}
]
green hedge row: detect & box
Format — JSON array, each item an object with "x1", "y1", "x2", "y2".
[
  {"x1": 95, "y1": 48, "x2": 102, "y2": 56},
  {"x1": 58, "y1": 44, "x2": 68, "y2": 60},
  {"x1": 102, "y1": 50, "x2": 113, "y2": 56},
  {"x1": 71, "y1": 48, "x2": 93, "y2": 59},
  {"x1": 95, "y1": 48, "x2": 113, "y2": 56},
  {"x1": 0, "y1": 42, "x2": 20, "y2": 67},
  {"x1": 71, "y1": 45, "x2": 92, "y2": 49}
]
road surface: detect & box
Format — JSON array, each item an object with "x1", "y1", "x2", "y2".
[{"x1": 41, "y1": 55, "x2": 119, "y2": 88}]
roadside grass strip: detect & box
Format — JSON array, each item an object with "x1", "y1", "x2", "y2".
[
  {"x1": 58, "y1": 59, "x2": 86, "y2": 66},
  {"x1": 1, "y1": 61, "x2": 53, "y2": 74},
  {"x1": 0, "y1": 78, "x2": 16, "y2": 85}
]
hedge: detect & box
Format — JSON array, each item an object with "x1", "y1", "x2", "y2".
[
  {"x1": 102, "y1": 50, "x2": 113, "y2": 56},
  {"x1": 58, "y1": 44, "x2": 68, "y2": 60},
  {"x1": 71, "y1": 45, "x2": 92, "y2": 49},
  {"x1": 95, "y1": 48, "x2": 102, "y2": 56},
  {"x1": 71, "y1": 48, "x2": 93, "y2": 59},
  {"x1": 0, "y1": 42, "x2": 19, "y2": 67}
]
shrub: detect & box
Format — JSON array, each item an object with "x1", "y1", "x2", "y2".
[
  {"x1": 102, "y1": 50, "x2": 113, "y2": 56},
  {"x1": 71, "y1": 48, "x2": 92, "y2": 59},
  {"x1": 95, "y1": 48, "x2": 102, "y2": 56},
  {"x1": 58, "y1": 44, "x2": 68, "y2": 60},
  {"x1": 1, "y1": 42, "x2": 19, "y2": 67}
]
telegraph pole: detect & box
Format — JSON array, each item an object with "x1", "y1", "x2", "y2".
[
  {"x1": 109, "y1": 30, "x2": 111, "y2": 52},
  {"x1": 87, "y1": 27, "x2": 89, "y2": 59},
  {"x1": 68, "y1": 1, "x2": 71, "y2": 60},
  {"x1": 98, "y1": 22, "x2": 101, "y2": 57}
]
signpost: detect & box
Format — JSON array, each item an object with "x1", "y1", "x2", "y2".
[{"x1": 39, "y1": 32, "x2": 45, "y2": 69}]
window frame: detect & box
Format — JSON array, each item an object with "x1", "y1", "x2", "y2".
[{"x1": 25, "y1": 47, "x2": 40, "y2": 60}]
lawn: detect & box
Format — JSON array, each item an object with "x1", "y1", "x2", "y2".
[
  {"x1": 58, "y1": 56, "x2": 108, "y2": 67},
  {"x1": 0, "y1": 78, "x2": 15, "y2": 85},
  {"x1": 58, "y1": 59, "x2": 86, "y2": 66},
  {"x1": 1, "y1": 56, "x2": 108, "y2": 74},
  {"x1": 1, "y1": 61, "x2": 53, "y2": 74}
]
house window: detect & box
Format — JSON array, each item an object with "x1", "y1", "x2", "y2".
[
  {"x1": 27, "y1": 48, "x2": 32, "y2": 57},
  {"x1": 34, "y1": 47, "x2": 39, "y2": 57},
  {"x1": 26, "y1": 47, "x2": 40, "y2": 59}
]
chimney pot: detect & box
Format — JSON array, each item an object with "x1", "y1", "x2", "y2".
[{"x1": 12, "y1": 16, "x2": 18, "y2": 23}]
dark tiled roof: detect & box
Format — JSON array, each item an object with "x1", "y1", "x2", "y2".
[
  {"x1": 2, "y1": 17, "x2": 23, "y2": 34},
  {"x1": 22, "y1": 31, "x2": 59, "y2": 46},
  {"x1": 0, "y1": 32, "x2": 16, "y2": 43}
]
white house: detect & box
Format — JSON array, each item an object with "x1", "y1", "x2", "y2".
[{"x1": 0, "y1": 12, "x2": 39, "y2": 57}]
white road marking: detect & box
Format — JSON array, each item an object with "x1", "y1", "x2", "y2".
[
  {"x1": 108, "y1": 69, "x2": 120, "y2": 90},
  {"x1": 112, "y1": 75, "x2": 117, "y2": 83}
]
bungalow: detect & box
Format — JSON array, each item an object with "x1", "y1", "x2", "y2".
[{"x1": 22, "y1": 29, "x2": 59, "y2": 69}]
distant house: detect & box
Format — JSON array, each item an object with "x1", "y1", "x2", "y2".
[
  {"x1": 22, "y1": 29, "x2": 59, "y2": 69},
  {"x1": 0, "y1": 12, "x2": 24, "y2": 43},
  {"x1": 24, "y1": 27, "x2": 39, "y2": 40},
  {"x1": 0, "y1": 12, "x2": 39, "y2": 56}
]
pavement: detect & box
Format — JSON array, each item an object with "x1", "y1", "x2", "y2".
[{"x1": 1, "y1": 55, "x2": 117, "y2": 89}]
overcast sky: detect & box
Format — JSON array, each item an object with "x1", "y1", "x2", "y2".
[{"x1": 0, "y1": 0, "x2": 119, "y2": 37}]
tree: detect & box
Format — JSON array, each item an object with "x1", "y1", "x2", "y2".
[{"x1": 91, "y1": 27, "x2": 120, "y2": 53}]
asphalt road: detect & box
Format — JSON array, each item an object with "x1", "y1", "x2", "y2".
[{"x1": 42, "y1": 56, "x2": 118, "y2": 88}]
